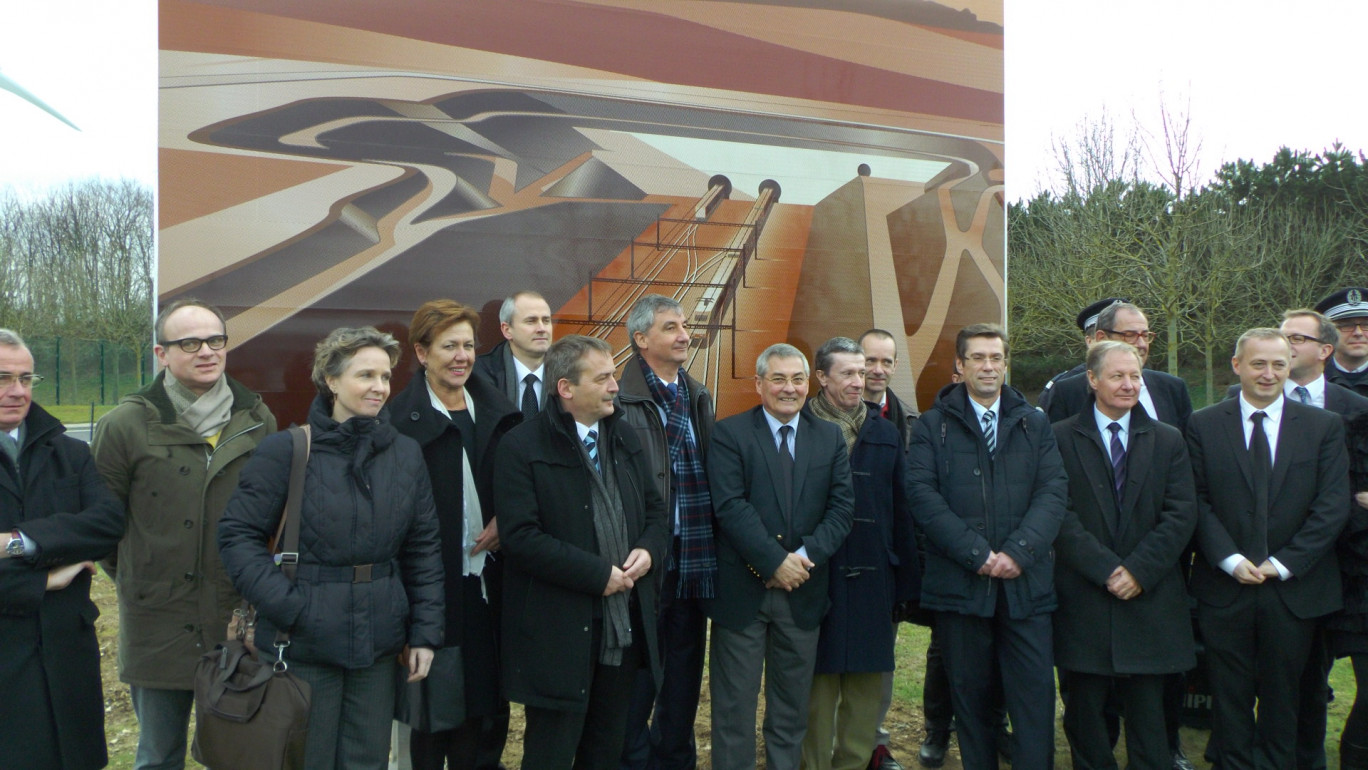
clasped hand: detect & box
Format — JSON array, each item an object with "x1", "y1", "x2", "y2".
[
  {"x1": 766, "y1": 552, "x2": 814, "y2": 591},
  {"x1": 975, "y1": 551, "x2": 1021, "y2": 579}
]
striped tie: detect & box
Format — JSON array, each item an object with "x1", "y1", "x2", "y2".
[
  {"x1": 584, "y1": 430, "x2": 600, "y2": 474},
  {"x1": 982, "y1": 410, "x2": 996, "y2": 454},
  {"x1": 1294, "y1": 385, "x2": 1311, "y2": 405},
  {"x1": 1107, "y1": 422, "x2": 1126, "y2": 509}
]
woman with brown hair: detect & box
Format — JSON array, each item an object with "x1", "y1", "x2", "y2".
[{"x1": 391, "y1": 300, "x2": 523, "y2": 769}]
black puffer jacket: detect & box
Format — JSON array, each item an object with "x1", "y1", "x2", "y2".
[
  {"x1": 218, "y1": 396, "x2": 444, "y2": 668},
  {"x1": 907, "y1": 383, "x2": 1068, "y2": 619}
]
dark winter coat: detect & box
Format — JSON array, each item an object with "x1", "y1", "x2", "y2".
[
  {"x1": 494, "y1": 398, "x2": 669, "y2": 712},
  {"x1": 218, "y1": 396, "x2": 444, "y2": 669},
  {"x1": 1052, "y1": 403, "x2": 1197, "y2": 675},
  {"x1": 906, "y1": 384, "x2": 1068, "y2": 619},
  {"x1": 90, "y1": 372, "x2": 275, "y2": 688},
  {"x1": 810, "y1": 402, "x2": 919, "y2": 675},
  {"x1": 616, "y1": 355, "x2": 714, "y2": 506},
  {"x1": 0, "y1": 403, "x2": 124, "y2": 770}
]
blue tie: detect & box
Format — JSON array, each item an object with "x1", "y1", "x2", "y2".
[
  {"x1": 1294, "y1": 385, "x2": 1311, "y2": 406},
  {"x1": 584, "y1": 430, "x2": 600, "y2": 474},
  {"x1": 1108, "y1": 422, "x2": 1126, "y2": 510},
  {"x1": 666, "y1": 381, "x2": 679, "y2": 403},
  {"x1": 982, "y1": 410, "x2": 996, "y2": 454}
]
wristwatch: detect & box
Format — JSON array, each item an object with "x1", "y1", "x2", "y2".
[{"x1": 4, "y1": 530, "x2": 24, "y2": 558}]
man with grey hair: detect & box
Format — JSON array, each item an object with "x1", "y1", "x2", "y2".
[
  {"x1": 801, "y1": 336, "x2": 918, "y2": 770},
  {"x1": 0, "y1": 328, "x2": 124, "y2": 768},
  {"x1": 1044, "y1": 301, "x2": 1193, "y2": 433},
  {"x1": 617, "y1": 295, "x2": 717, "y2": 770},
  {"x1": 495, "y1": 334, "x2": 668, "y2": 769},
  {"x1": 706, "y1": 343, "x2": 854, "y2": 769},
  {"x1": 1186, "y1": 328, "x2": 1349, "y2": 768},
  {"x1": 91, "y1": 298, "x2": 276, "y2": 769},
  {"x1": 477, "y1": 290, "x2": 553, "y2": 417}
]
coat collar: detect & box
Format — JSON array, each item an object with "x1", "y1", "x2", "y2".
[{"x1": 129, "y1": 370, "x2": 262, "y2": 425}]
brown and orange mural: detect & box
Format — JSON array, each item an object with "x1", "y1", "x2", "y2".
[{"x1": 159, "y1": 0, "x2": 1004, "y2": 421}]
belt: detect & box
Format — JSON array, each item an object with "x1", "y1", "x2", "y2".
[{"x1": 294, "y1": 560, "x2": 396, "y2": 583}]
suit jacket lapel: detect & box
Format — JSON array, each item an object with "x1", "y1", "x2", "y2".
[
  {"x1": 1220, "y1": 400, "x2": 1257, "y2": 495},
  {"x1": 1118, "y1": 415, "x2": 1155, "y2": 543},
  {"x1": 753, "y1": 409, "x2": 791, "y2": 531},
  {"x1": 1269, "y1": 405, "x2": 1298, "y2": 501},
  {"x1": 1073, "y1": 417, "x2": 1121, "y2": 541}
]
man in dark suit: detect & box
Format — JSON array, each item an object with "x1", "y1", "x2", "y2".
[
  {"x1": 1052, "y1": 340, "x2": 1197, "y2": 770},
  {"x1": 705, "y1": 343, "x2": 855, "y2": 770},
  {"x1": 1315, "y1": 288, "x2": 1368, "y2": 399},
  {"x1": 1186, "y1": 328, "x2": 1350, "y2": 769},
  {"x1": 476, "y1": 290, "x2": 553, "y2": 417},
  {"x1": 495, "y1": 335, "x2": 669, "y2": 770},
  {"x1": 1037, "y1": 297, "x2": 1127, "y2": 414},
  {"x1": 1044, "y1": 302, "x2": 1193, "y2": 433},
  {"x1": 0, "y1": 329, "x2": 125, "y2": 769},
  {"x1": 906, "y1": 324, "x2": 1068, "y2": 770}
]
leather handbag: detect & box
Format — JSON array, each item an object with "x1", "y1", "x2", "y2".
[{"x1": 193, "y1": 425, "x2": 312, "y2": 769}]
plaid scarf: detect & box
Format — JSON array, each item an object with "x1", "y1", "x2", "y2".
[{"x1": 639, "y1": 356, "x2": 717, "y2": 599}]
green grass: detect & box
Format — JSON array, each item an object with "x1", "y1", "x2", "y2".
[{"x1": 43, "y1": 403, "x2": 117, "y2": 424}]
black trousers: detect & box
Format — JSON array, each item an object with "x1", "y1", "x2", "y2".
[
  {"x1": 619, "y1": 559, "x2": 707, "y2": 770},
  {"x1": 936, "y1": 593, "x2": 1055, "y2": 770},
  {"x1": 1295, "y1": 623, "x2": 1331, "y2": 770},
  {"x1": 923, "y1": 624, "x2": 1008, "y2": 735},
  {"x1": 1060, "y1": 670, "x2": 1167, "y2": 770},
  {"x1": 524, "y1": 626, "x2": 645, "y2": 770},
  {"x1": 1198, "y1": 585, "x2": 1316, "y2": 770}
]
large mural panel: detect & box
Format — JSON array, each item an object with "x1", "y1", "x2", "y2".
[{"x1": 159, "y1": 0, "x2": 1004, "y2": 421}]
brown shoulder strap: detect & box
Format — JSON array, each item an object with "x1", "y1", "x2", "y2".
[{"x1": 274, "y1": 424, "x2": 310, "y2": 650}]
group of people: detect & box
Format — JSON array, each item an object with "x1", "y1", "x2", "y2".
[{"x1": 7, "y1": 285, "x2": 1368, "y2": 770}]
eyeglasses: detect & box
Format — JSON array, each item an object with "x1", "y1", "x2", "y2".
[
  {"x1": 1102, "y1": 329, "x2": 1157, "y2": 344},
  {"x1": 159, "y1": 335, "x2": 228, "y2": 353},
  {"x1": 763, "y1": 375, "x2": 808, "y2": 388},
  {"x1": 1336, "y1": 322, "x2": 1368, "y2": 334},
  {"x1": 1285, "y1": 333, "x2": 1324, "y2": 345},
  {"x1": 0, "y1": 373, "x2": 43, "y2": 389},
  {"x1": 964, "y1": 354, "x2": 1006, "y2": 365}
]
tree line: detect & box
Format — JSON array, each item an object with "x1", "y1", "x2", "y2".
[
  {"x1": 0, "y1": 178, "x2": 155, "y2": 397},
  {"x1": 1008, "y1": 110, "x2": 1368, "y2": 404}
]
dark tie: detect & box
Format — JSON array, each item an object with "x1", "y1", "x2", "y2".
[
  {"x1": 981, "y1": 410, "x2": 996, "y2": 454},
  {"x1": 0, "y1": 431, "x2": 18, "y2": 476},
  {"x1": 1294, "y1": 385, "x2": 1311, "y2": 406},
  {"x1": 1249, "y1": 411, "x2": 1272, "y2": 563},
  {"x1": 521, "y1": 373, "x2": 539, "y2": 419},
  {"x1": 666, "y1": 381, "x2": 679, "y2": 402},
  {"x1": 1107, "y1": 422, "x2": 1126, "y2": 517},
  {"x1": 584, "y1": 429, "x2": 600, "y2": 474},
  {"x1": 777, "y1": 425, "x2": 795, "y2": 525}
]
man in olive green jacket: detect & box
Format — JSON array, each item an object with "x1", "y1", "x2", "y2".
[{"x1": 91, "y1": 299, "x2": 275, "y2": 770}]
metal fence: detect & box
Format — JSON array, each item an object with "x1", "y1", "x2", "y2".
[{"x1": 26, "y1": 336, "x2": 151, "y2": 406}]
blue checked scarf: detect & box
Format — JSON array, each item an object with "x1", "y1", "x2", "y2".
[{"x1": 638, "y1": 356, "x2": 717, "y2": 599}]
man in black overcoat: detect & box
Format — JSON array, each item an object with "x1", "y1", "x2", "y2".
[
  {"x1": 495, "y1": 335, "x2": 668, "y2": 770},
  {"x1": 1186, "y1": 328, "x2": 1350, "y2": 769},
  {"x1": 0, "y1": 329, "x2": 125, "y2": 770},
  {"x1": 1052, "y1": 340, "x2": 1197, "y2": 770}
]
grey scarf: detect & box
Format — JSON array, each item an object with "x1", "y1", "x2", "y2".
[
  {"x1": 165, "y1": 374, "x2": 233, "y2": 438},
  {"x1": 583, "y1": 429, "x2": 633, "y2": 666}
]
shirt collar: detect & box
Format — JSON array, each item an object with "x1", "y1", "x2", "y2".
[
  {"x1": 513, "y1": 357, "x2": 545, "y2": 383},
  {"x1": 575, "y1": 420, "x2": 601, "y2": 442},
  {"x1": 1239, "y1": 392, "x2": 1285, "y2": 423},
  {"x1": 1285, "y1": 375, "x2": 1325, "y2": 403},
  {"x1": 762, "y1": 407, "x2": 800, "y2": 438},
  {"x1": 967, "y1": 394, "x2": 1001, "y2": 423},
  {"x1": 1093, "y1": 405, "x2": 1132, "y2": 437}
]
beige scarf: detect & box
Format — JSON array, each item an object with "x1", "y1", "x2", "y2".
[
  {"x1": 165, "y1": 374, "x2": 233, "y2": 438},
  {"x1": 808, "y1": 390, "x2": 866, "y2": 453}
]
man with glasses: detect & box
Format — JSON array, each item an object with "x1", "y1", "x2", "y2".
[
  {"x1": 0, "y1": 328, "x2": 124, "y2": 768},
  {"x1": 1037, "y1": 297, "x2": 1127, "y2": 414},
  {"x1": 906, "y1": 324, "x2": 1068, "y2": 770},
  {"x1": 1315, "y1": 288, "x2": 1368, "y2": 399},
  {"x1": 1044, "y1": 302, "x2": 1193, "y2": 433},
  {"x1": 91, "y1": 299, "x2": 276, "y2": 770},
  {"x1": 706, "y1": 343, "x2": 854, "y2": 769}
]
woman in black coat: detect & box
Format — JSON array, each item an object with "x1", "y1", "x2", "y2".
[
  {"x1": 391, "y1": 300, "x2": 522, "y2": 770},
  {"x1": 219, "y1": 326, "x2": 444, "y2": 770}
]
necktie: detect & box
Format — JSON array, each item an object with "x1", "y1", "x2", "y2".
[
  {"x1": 0, "y1": 431, "x2": 18, "y2": 473},
  {"x1": 1249, "y1": 411, "x2": 1272, "y2": 562},
  {"x1": 777, "y1": 425, "x2": 795, "y2": 524},
  {"x1": 1107, "y1": 422, "x2": 1126, "y2": 513},
  {"x1": 584, "y1": 429, "x2": 600, "y2": 474},
  {"x1": 882, "y1": 400, "x2": 890, "y2": 419},
  {"x1": 982, "y1": 410, "x2": 996, "y2": 454},
  {"x1": 521, "y1": 373, "x2": 539, "y2": 419},
  {"x1": 1294, "y1": 385, "x2": 1311, "y2": 406},
  {"x1": 665, "y1": 381, "x2": 679, "y2": 403}
]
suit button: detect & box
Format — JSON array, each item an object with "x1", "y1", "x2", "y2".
[
  {"x1": 184, "y1": 624, "x2": 195, "y2": 632},
  {"x1": 776, "y1": 534, "x2": 784, "y2": 541},
  {"x1": 971, "y1": 548, "x2": 980, "y2": 556},
  {"x1": 975, "y1": 523, "x2": 985, "y2": 530},
  {"x1": 973, "y1": 468, "x2": 981, "y2": 476},
  {"x1": 583, "y1": 626, "x2": 589, "y2": 632},
  {"x1": 178, "y1": 466, "x2": 190, "y2": 476},
  {"x1": 184, "y1": 520, "x2": 194, "y2": 529},
  {"x1": 410, "y1": 411, "x2": 421, "y2": 421},
  {"x1": 1018, "y1": 539, "x2": 1027, "y2": 547},
  {"x1": 184, "y1": 572, "x2": 194, "y2": 582}
]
